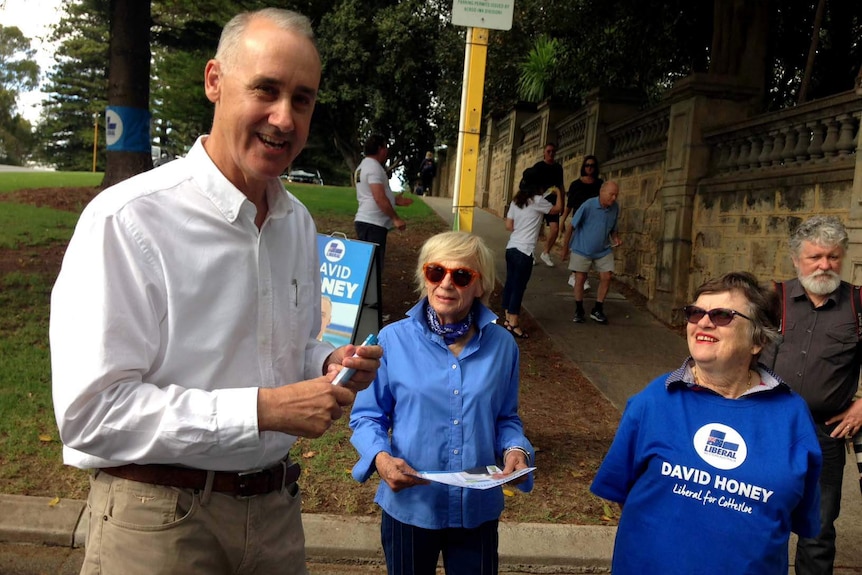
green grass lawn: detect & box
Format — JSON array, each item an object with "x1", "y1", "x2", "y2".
[
  {"x1": 0, "y1": 171, "x2": 103, "y2": 194},
  {"x1": 0, "y1": 271, "x2": 58, "y2": 494},
  {"x1": 0, "y1": 203, "x2": 81, "y2": 249},
  {"x1": 286, "y1": 180, "x2": 436, "y2": 220}
]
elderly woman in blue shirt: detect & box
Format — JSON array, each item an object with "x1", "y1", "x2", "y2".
[{"x1": 350, "y1": 230, "x2": 534, "y2": 575}]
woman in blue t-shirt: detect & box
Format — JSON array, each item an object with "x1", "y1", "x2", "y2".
[{"x1": 591, "y1": 271, "x2": 822, "y2": 575}]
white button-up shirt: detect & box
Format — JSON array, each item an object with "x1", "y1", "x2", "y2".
[{"x1": 51, "y1": 137, "x2": 333, "y2": 471}]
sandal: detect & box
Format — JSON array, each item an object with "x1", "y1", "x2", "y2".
[{"x1": 509, "y1": 325, "x2": 529, "y2": 339}]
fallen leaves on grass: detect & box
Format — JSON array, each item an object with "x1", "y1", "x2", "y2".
[{"x1": 601, "y1": 501, "x2": 616, "y2": 522}]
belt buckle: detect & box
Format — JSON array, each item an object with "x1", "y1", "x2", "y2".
[{"x1": 236, "y1": 468, "x2": 268, "y2": 498}]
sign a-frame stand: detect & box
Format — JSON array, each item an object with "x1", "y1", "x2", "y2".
[{"x1": 450, "y1": 1, "x2": 514, "y2": 232}]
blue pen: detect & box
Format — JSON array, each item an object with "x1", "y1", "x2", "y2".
[{"x1": 331, "y1": 333, "x2": 378, "y2": 386}]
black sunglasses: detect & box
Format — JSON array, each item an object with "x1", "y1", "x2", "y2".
[
  {"x1": 682, "y1": 305, "x2": 752, "y2": 326},
  {"x1": 584, "y1": 163, "x2": 596, "y2": 168},
  {"x1": 423, "y1": 263, "x2": 479, "y2": 288}
]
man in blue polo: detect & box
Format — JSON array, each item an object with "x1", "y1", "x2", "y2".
[{"x1": 561, "y1": 180, "x2": 621, "y2": 324}]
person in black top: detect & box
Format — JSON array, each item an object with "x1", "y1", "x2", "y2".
[
  {"x1": 417, "y1": 151, "x2": 436, "y2": 196},
  {"x1": 533, "y1": 142, "x2": 565, "y2": 267},
  {"x1": 564, "y1": 155, "x2": 603, "y2": 221}
]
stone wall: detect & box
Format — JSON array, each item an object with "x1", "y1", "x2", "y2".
[
  {"x1": 692, "y1": 168, "x2": 854, "y2": 290},
  {"x1": 600, "y1": 102, "x2": 671, "y2": 305},
  {"x1": 601, "y1": 161, "x2": 666, "y2": 300},
  {"x1": 694, "y1": 90, "x2": 862, "y2": 303},
  {"x1": 436, "y1": 83, "x2": 862, "y2": 324}
]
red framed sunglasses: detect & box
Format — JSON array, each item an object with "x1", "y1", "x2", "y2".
[{"x1": 423, "y1": 263, "x2": 480, "y2": 288}]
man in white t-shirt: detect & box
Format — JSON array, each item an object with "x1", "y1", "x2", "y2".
[{"x1": 354, "y1": 134, "x2": 412, "y2": 271}]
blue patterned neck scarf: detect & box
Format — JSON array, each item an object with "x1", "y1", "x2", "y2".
[{"x1": 425, "y1": 300, "x2": 474, "y2": 345}]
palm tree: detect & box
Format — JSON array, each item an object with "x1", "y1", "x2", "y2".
[{"x1": 517, "y1": 35, "x2": 560, "y2": 103}]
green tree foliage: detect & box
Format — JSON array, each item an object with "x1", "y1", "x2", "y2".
[
  {"x1": 27, "y1": 0, "x2": 862, "y2": 177},
  {"x1": 314, "y1": 0, "x2": 445, "y2": 180},
  {"x1": 517, "y1": 35, "x2": 560, "y2": 103},
  {"x1": 485, "y1": 0, "x2": 712, "y2": 113},
  {"x1": 489, "y1": 0, "x2": 860, "y2": 113},
  {"x1": 149, "y1": 0, "x2": 263, "y2": 158},
  {"x1": 768, "y1": 1, "x2": 862, "y2": 109},
  {"x1": 0, "y1": 25, "x2": 39, "y2": 164},
  {"x1": 37, "y1": 0, "x2": 109, "y2": 171}
]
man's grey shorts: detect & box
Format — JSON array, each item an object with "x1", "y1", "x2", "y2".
[{"x1": 568, "y1": 252, "x2": 615, "y2": 273}]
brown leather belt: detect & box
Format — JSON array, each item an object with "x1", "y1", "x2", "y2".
[{"x1": 101, "y1": 459, "x2": 301, "y2": 497}]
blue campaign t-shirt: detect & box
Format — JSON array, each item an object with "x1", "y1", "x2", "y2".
[{"x1": 591, "y1": 363, "x2": 821, "y2": 575}]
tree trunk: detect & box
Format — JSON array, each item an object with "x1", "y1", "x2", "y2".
[
  {"x1": 709, "y1": 0, "x2": 769, "y2": 108},
  {"x1": 101, "y1": 0, "x2": 152, "y2": 189},
  {"x1": 798, "y1": 0, "x2": 827, "y2": 104}
]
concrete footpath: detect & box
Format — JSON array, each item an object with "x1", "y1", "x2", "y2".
[{"x1": 1, "y1": 195, "x2": 860, "y2": 573}]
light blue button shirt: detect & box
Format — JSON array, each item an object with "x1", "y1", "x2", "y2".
[
  {"x1": 569, "y1": 196, "x2": 619, "y2": 259},
  {"x1": 350, "y1": 299, "x2": 534, "y2": 529}
]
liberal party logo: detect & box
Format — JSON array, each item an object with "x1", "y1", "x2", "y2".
[
  {"x1": 105, "y1": 109, "x2": 123, "y2": 146},
  {"x1": 324, "y1": 239, "x2": 346, "y2": 263},
  {"x1": 693, "y1": 423, "x2": 747, "y2": 470}
]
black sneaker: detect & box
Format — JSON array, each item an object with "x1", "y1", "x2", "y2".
[
  {"x1": 572, "y1": 311, "x2": 585, "y2": 323},
  {"x1": 590, "y1": 309, "x2": 608, "y2": 324}
]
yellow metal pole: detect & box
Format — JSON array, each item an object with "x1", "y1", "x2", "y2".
[
  {"x1": 453, "y1": 27, "x2": 489, "y2": 233},
  {"x1": 92, "y1": 114, "x2": 98, "y2": 173}
]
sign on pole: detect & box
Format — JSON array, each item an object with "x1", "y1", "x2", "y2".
[
  {"x1": 449, "y1": 28, "x2": 488, "y2": 233},
  {"x1": 451, "y1": 0, "x2": 515, "y2": 31},
  {"x1": 450, "y1": 1, "x2": 514, "y2": 230}
]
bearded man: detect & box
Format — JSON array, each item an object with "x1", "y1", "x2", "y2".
[{"x1": 762, "y1": 215, "x2": 862, "y2": 575}]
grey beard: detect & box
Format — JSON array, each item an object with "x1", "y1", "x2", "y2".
[{"x1": 799, "y1": 271, "x2": 841, "y2": 295}]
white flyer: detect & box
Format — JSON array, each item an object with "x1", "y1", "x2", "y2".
[{"x1": 412, "y1": 466, "x2": 536, "y2": 490}]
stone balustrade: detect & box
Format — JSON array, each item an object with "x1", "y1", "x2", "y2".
[
  {"x1": 519, "y1": 115, "x2": 544, "y2": 151},
  {"x1": 606, "y1": 104, "x2": 671, "y2": 162},
  {"x1": 555, "y1": 110, "x2": 589, "y2": 156},
  {"x1": 705, "y1": 91, "x2": 860, "y2": 176}
]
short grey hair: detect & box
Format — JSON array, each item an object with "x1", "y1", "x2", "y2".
[
  {"x1": 789, "y1": 215, "x2": 849, "y2": 255},
  {"x1": 414, "y1": 231, "x2": 495, "y2": 304},
  {"x1": 215, "y1": 8, "x2": 317, "y2": 71}
]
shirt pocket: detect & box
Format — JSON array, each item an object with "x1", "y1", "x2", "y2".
[
  {"x1": 290, "y1": 279, "x2": 316, "y2": 331},
  {"x1": 822, "y1": 325, "x2": 858, "y2": 366}
]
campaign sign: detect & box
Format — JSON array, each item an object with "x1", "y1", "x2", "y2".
[
  {"x1": 105, "y1": 106, "x2": 152, "y2": 152},
  {"x1": 317, "y1": 235, "x2": 376, "y2": 347}
]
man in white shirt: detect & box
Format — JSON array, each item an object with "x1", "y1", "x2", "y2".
[
  {"x1": 354, "y1": 134, "x2": 412, "y2": 271},
  {"x1": 50, "y1": 9, "x2": 381, "y2": 575}
]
